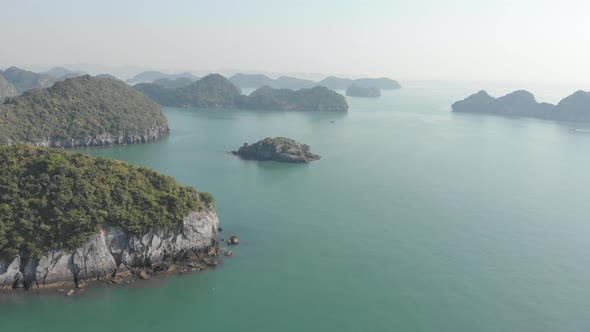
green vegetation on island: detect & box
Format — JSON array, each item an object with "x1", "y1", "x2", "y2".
[
  {"x1": 0, "y1": 75, "x2": 169, "y2": 147},
  {"x1": 0, "y1": 145, "x2": 213, "y2": 259},
  {"x1": 244, "y1": 86, "x2": 348, "y2": 111}
]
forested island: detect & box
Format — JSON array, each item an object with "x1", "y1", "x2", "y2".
[
  {"x1": 135, "y1": 74, "x2": 349, "y2": 112},
  {"x1": 134, "y1": 74, "x2": 243, "y2": 108},
  {"x1": 232, "y1": 137, "x2": 321, "y2": 163},
  {"x1": 0, "y1": 75, "x2": 169, "y2": 147},
  {"x1": 452, "y1": 90, "x2": 590, "y2": 122},
  {"x1": 0, "y1": 145, "x2": 220, "y2": 292}
]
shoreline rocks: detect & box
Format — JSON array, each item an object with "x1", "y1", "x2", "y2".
[
  {"x1": 0, "y1": 207, "x2": 220, "y2": 292},
  {"x1": 231, "y1": 137, "x2": 321, "y2": 163}
]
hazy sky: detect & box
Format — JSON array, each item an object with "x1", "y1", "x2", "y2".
[{"x1": 1, "y1": 0, "x2": 589, "y2": 83}]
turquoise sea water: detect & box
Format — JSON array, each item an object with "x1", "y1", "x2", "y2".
[{"x1": 2, "y1": 84, "x2": 590, "y2": 331}]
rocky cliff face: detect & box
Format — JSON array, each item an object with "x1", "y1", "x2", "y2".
[
  {"x1": 17, "y1": 125, "x2": 170, "y2": 148},
  {"x1": 0, "y1": 207, "x2": 219, "y2": 290}
]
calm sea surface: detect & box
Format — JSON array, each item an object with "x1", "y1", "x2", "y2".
[{"x1": 2, "y1": 83, "x2": 590, "y2": 331}]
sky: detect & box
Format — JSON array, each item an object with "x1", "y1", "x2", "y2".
[{"x1": 1, "y1": 0, "x2": 589, "y2": 84}]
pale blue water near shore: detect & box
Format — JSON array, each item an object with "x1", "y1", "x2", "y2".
[{"x1": 2, "y1": 83, "x2": 590, "y2": 331}]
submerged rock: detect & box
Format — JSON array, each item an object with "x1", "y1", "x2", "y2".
[{"x1": 231, "y1": 137, "x2": 321, "y2": 163}]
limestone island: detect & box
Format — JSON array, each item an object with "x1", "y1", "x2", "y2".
[
  {"x1": 231, "y1": 137, "x2": 321, "y2": 163},
  {"x1": 134, "y1": 74, "x2": 349, "y2": 112},
  {"x1": 0, "y1": 145, "x2": 224, "y2": 294},
  {"x1": 0, "y1": 75, "x2": 169, "y2": 148},
  {"x1": 346, "y1": 84, "x2": 381, "y2": 98},
  {"x1": 452, "y1": 90, "x2": 590, "y2": 122}
]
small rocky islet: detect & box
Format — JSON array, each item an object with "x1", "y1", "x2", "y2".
[{"x1": 231, "y1": 137, "x2": 321, "y2": 163}]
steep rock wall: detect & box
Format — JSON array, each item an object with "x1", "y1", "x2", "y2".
[{"x1": 0, "y1": 207, "x2": 218, "y2": 290}]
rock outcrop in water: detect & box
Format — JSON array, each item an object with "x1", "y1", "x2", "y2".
[
  {"x1": 0, "y1": 75, "x2": 169, "y2": 147},
  {"x1": 452, "y1": 90, "x2": 590, "y2": 122},
  {"x1": 232, "y1": 137, "x2": 321, "y2": 163},
  {"x1": 346, "y1": 84, "x2": 381, "y2": 98}
]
